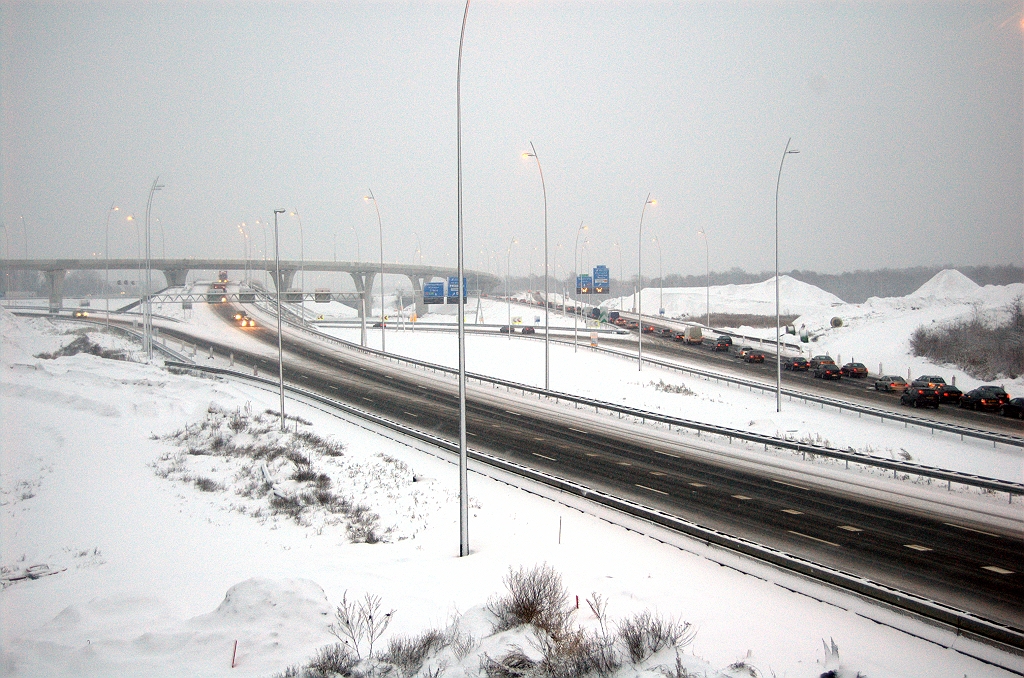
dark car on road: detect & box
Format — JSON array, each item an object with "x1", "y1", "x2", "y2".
[
  {"x1": 713, "y1": 336, "x2": 732, "y2": 352},
  {"x1": 737, "y1": 346, "x2": 755, "y2": 359},
  {"x1": 626, "y1": 321, "x2": 639, "y2": 330},
  {"x1": 840, "y1": 362, "x2": 868, "y2": 378},
  {"x1": 521, "y1": 326, "x2": 536, "y2": 335},
  {"x1": 1000, "y1": 397, "x2": 1024, "y2": 419},
  {"x1": 813, "y1": 363, "x2": 842, "y2": 380},
  {"x1": 642, "y1": 325, "x2": 656, "y2": 334},
  {"x1": 959, "y1": 386, "x2": 1010, "y2": 411},
  {"x1": 498, "y1": 325, "x2": 513, "y2": 334},
  {"x1": 783, "y1": 356, "x2": 809, "y2": 371},
  {"x1": 936, "y1": 384, "x2": 962, "y2": 404},
  {"x1": 809, "y1": 355, "x2": 835, "y2": 368},
  {"x1": 745, "y1": 350, "x2": 765, "y2": 363},
  {"x1": 660, "y1": 328, "x2": 675, "y2": 338},
  {"x1": 874, "y1": 375, "x2": 908, "y2": 392},
  {"x1": 901, "y1": 386, "x2": 940, "y2": 409}
]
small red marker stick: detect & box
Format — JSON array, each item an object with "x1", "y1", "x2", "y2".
[{"x1": 232, "y1": 640, "x2": 238, "y2": 668}]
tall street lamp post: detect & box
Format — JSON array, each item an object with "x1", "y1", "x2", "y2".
[
  {"x1": 775, "y1": 138, "x2": 800, "y2": 412},
  {"x1": 613, "y1": 241, "x2": 623, "y2": 310},
  {"x1": 522, "y1": 142, "x2": 550, "y2": 389},
  {"x1": 456, "y1": 0, "x2": 471, "y2": 558},
  {"x1": 697, "y1": 227, "x2": 710, "y2": 329},
  {"x1": 273, "y1": 208, "x2": 287, "y2": 431},
  {"x1": 364, "y1": 190, "x2": 385, "y2": 353},
  {"x1": 144, "y1": 177, "x2": 164, "y2": 362},
  {"x1": 652, "y1": 235, "x2": 663, "y2": 314},
  {"x1": 572, "y1": 222, "x2": 588, "y2": 351},
  {"x1": 505, "y1": 237, "x2": 518, "y2": 339},
  {"x1": 636, "y1": 194, "x2": 656, "y2": 371},
  {"x1": 104, "y1": 204, "x2": 120, "y2": 331},
  {"x1": 290, "y1": 211, "x2": 304, "y2": 310}
]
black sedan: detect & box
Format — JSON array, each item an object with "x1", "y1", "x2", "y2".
[
  {"x1": 813, "y1": 363, "x2": 842, "y2": 380},
  {"x1": 960, "y1": 386, "x2": 1010, "y2": 411},
  {"x1": 840, "y1": 362, "x2": 868, "y2": 378},
  {"x1": 783, "y1": 356, "x2": 809, "y2": 371},
  {"x1": 901, "y1": 386, "x2": 940, "y2": 409},
  {"x1": 999, "y1": 397, "x2": 1024, "y2": 419},
  {"x1": 936, "y1": 384, "x2": 962, "y2": 404}
]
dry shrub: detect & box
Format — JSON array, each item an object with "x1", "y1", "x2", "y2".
[
  {"x1": 487, "y1": 564, "x2": 572, "y2": 637},
  {"x1": 305, "y1": 642, "x2": 356, "y2": 678},
  {"x1": 616, "y1": 611, "x2": 694, "y2": 664},
  {"x1": 379, "y1": 629, "x2": 448, "y2": 676}
]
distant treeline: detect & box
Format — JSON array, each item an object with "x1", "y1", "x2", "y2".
[{"x1": 531, "y1": 264, "x2": 1023, "y2": 304}]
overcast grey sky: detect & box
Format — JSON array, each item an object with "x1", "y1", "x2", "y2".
[{"x1": 1, "y1": 1, "x2": 1021, "y2": 281}]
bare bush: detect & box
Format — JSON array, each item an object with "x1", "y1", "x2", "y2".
[
  {"x1": 379, "y1": 629, "x2": 447, "y2": 676},
  {"x1": 616, "y1": 611, "x2": 694, "y2": 664},
  {"x1": 481, "y1": 648, "x2": 536, "y2": 678},
  {"x1": 192, "y1": 476, "x2": 222, "y2": 492},
  {"x1": 306, "y1": 642, "x2": 357, "y2": 678},
  {"x1": 488, "y1": 564, "x2": 572, "y2": 638},
  {"x1": 536, "y1": 629, "x2": 619, "y2": 678},
  {"x1": 910, "y1": 298, "x2": 1024, "y2": 380},
  {"x1": 328, "y1": 591, "x2": 395, "y2": 659}
]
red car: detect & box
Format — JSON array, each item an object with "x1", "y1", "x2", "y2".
[
  {"x1": 840, "y1": 362, "x2": 868, "y2": 378},
  {"x1": 641, "y1": 325, "x2": 656, "y2": 334}
]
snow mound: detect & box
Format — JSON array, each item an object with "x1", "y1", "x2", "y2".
[
  {"x1": 908, "y1": 269, "x2": 980, "y2": 301},
  {"x1": 191, "y1": 577, "x2": 331, "y2": 629}
]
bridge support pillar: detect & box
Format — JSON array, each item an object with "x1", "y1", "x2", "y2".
[
  {"x1": 161, "y1": 269, "x2": 190, "y2": 287},
  {"x1": 44, "y1": 269, "x2": 67, "y2": 312},
  {"x1": 406, "y1": 274, "x2": 426, "y2": 318},
  {"x1": 349, "y1": 272, "x2": 376, "y2": 319},
  {"x1": 269, "y1": 268, "x2": 296, "y2": 293}
]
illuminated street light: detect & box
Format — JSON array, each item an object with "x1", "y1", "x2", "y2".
[
  {"x1": 104, "y1": 204, "x2": 120, "y2": 330},
  {"x1": 697, "y1": 227, "x2": 710, "y2": 330},
  {"x1": 505, "y1": 236, "x2": 518, "y2": 339},
  {"x1": 273, "y1": 208, "x2": 287, "y2": 431},
  {"x1": 775, "y1": 138, "x2": 800, "y2": 412},
  {"x1": 636, "y1": 194, "x2": 656, "y2": 371},
  {"x1": 364, "y1": 190, "x2": 385, "y2": 353},
  {"x1": 522, "y1": 142, "x2": 550, "y2": 390},
  {"x1": 143, "y1": 177, "x2": 164, "y2": 361},
  {"x1": 572, "y1": 222, "x2": 588, "y2": 351}
]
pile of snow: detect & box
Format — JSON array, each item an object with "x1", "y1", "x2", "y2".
[
  {"x1": 906, "y1": 269, "x2": 981, "y2": 302},
  {"x1": 603, "y1": 275, "x2": 845, "y2": 317}
]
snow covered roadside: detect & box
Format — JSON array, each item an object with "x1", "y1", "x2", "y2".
[{"x1": 2, "y1": 308, "x2": 1021, "y2": 677}]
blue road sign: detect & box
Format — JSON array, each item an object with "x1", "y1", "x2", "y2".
[
  {"x1": 593, "y1": 265, "x2": 610, "y2": 294},
  {"x1": 423, "y1": 282, "x2": 445, "y2": 304},
  {"x1": 446, "y1": 276, "x2": 467, "y2": 302}
]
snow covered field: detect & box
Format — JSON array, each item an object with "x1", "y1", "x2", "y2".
[{"x1": 2, "y1": 271, "x2": 1022, "y2": 677}]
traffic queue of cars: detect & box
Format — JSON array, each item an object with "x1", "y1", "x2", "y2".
[{"x1": 618, "y1": 317, "x2": 1020, "y2": 420}]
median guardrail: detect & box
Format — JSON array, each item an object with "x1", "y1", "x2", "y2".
[{"x1": 250, "y1": 301, "x2": 1024, "y2": 500}]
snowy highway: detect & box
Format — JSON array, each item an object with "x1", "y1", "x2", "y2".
[{"x1": 132, "y1": 298, "x2": 1024, "y2": 633}]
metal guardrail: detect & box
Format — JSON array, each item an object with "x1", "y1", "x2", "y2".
[
  {"x1": 162, "y1": 360, "x2": 1024, "y2": 658},
  {"x1": 252, "y1": 295, "x2": 1024, "y2": 450},
  {"x1": 255, "y1": 303, "x2": 1024, "y2": 499}
]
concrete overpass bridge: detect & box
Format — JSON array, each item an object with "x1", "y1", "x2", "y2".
[{"x1": 0, "y1": 258, "x2": 501, "y2": 315}]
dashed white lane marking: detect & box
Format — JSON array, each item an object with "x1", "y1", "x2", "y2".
[
  {"x1": 837, "y1": 526, "x2": 862, "y2": 532},
  {"x1": 650, "y1": 471, "x2": 666, "y2": 476},
  {"x1": 982, "y1": 565, "x2": 1014, "y2": 575},
  {"x1": 689, "y1": 482, "x2": 706, "y2": 487},
  {"x1": 533, "y1": 453, "x2": 556, "y2": 461},
  {"x1": 569, "y1": 427, "x2": 586, "y2": 434},
  {"x1": 533, "y1": 437, "x2": 545, "y2": 441},
  {"x1": 504, "y1": 410, "x2": 520, "y2": 416},
  {"x1": 772, "y1": 480, "x2": 809, "y2": 490},
  {"x1": 781, "y1": 509, "x2": 803, "y2": 515},
  {"x1": 654, "y1": 450, "x2": 679, "y2": 458},
  {"x1": 732, "y1": 495, "x2": 752, "y2": 500},
  {"x1": 467, "y1": 432, "x2": 477, "y2": 436},
  {"x1": 403, "y1": 412, "x2": 418, "y2": 417},
  {"x1": 617, "y1": 461, "x2": 632, "y2": 466},
  {"x1": 788, "y1": 531, "x2": 840, "y2": 547},
  {"x1": 362, "y1": 397, "x2": 374, "y2": 402},
  {"x1": 944, "y1": 523, "x2": 1000, "y2": 538},
  {"x1": 904, "y1": 544, "x2": 932, "y2": 552},
  {"x1": 328, "y1": 385, "x2": 338, "y2": 390},
  {"x1": 636, "y1": 484, "x2": 668, "y2": 495}
]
